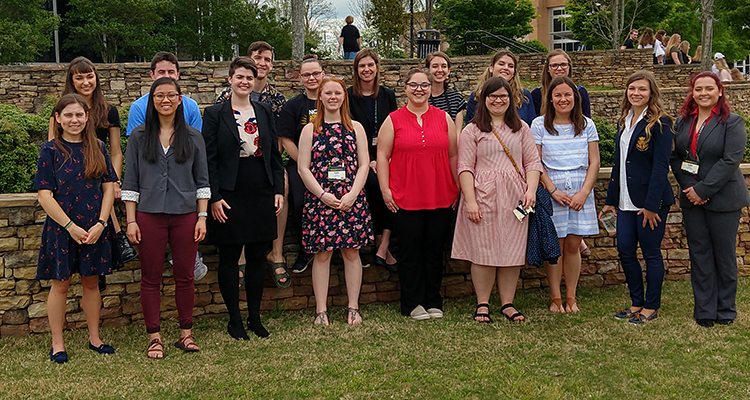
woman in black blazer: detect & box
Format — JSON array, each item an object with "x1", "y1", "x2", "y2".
[
  {"x1": 202, "y1": 57, "x2": 284, "y2": 339},
  {"x1": 601, "y1": 71, "x2": 674, "y2": 324},
  {"x1": 671, "y1": 71, "x2": 750, "y2": 328},
  {"x1": 347, "y1": 49, "x2": 399, "y2": 271}
]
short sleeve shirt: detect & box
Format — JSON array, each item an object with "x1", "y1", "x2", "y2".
[{"x1": 531, "y1": 116, "x2": 599, "y2": 171}]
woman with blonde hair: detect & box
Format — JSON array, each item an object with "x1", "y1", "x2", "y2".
[
  {"x1": 730, "y1": 68, "x2": 744, "y2": 82},
  {"x1": 665, "y1": 34, "x2": 682, "y2": 65},
  {"x1": 679, "y1": 41, "x2": 691, "y2": 64},
  {"x1": 601, "y1": 70, "x2": 674, "y2": 324},
  {"x1": 693, "y1": 45, "x2": 703, "y2": 63},
  {"x1": 465, "y1": 49, "x2": 536, "y2": 125},
  {"x1": 715, "y1": 58, "x2": 733, "y2": 82}
]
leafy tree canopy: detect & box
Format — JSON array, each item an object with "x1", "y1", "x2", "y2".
[
  {"x1": 0, "y1": 0, "x2": 60, "y2": 64},
  {"x1": 434, "y1": 0, "x2": 536, "y2": 47}
]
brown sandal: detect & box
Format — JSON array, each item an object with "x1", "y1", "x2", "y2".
[
  {"x1": 566, "y1": 297, "x2": 579, "y2": 313},
  {"x1": 174, "y1": 335, "x2": 200, "y2": 352},
  {"x1": 549, "y1": 298, "x2": 565, "y2": 313},
  {"x1": 146, "y1": 338, "x2": 165, "y2": 359}
]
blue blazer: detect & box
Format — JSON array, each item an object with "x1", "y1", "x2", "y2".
[{"x1": 605, "y1": 115, "x2": 675, "y2": 212}]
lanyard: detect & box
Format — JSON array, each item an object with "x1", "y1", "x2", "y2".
[{"x1": 688, "y1": 114, "x2": 710, "y2": 159}]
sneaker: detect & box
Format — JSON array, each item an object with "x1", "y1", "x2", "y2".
[
  {"x1": 426, "y1": 308, "x2": 443, "y2": 319},
  {"x1": 614, "y1": 306, "x2": 642, "y2": 320},
  {"x1": 194, "y1": 252, "x2": 207, "y2": 281},
  {"x1": 116, "y1": 231, "x2": 138, "y2": 263},
  {"x1": 292, "y1": 252, "x2": 313, "y2": 274},
  {"x1": 410, "y1": 305, "x2": 430, "y2": 320},
  {"x1": 629, "y1": 310, "x2": 658, "y2": 324}
]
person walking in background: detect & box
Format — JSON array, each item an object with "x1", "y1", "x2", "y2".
[
  {"x1": 297, "y1": 76, "x2": 373, "y2": 325},
  {"x1": 654, "y1": 30, "x2": 667, "y2": 65},
  {"x1": 339, "y1": 16, "x2": 361, "y2": 60},
  {"x1": 202, "y1": 57, "x2": 284, "y2": 340},
  {"x1": 679, "y1": 41, "x2": 692, "y2": 64},
  {"x1": 466, "y1": 50, "x2": 536, "y2": 126},
  {"x1": 278, "y1": 55, "x2": 326, "y2": 277},
  {"x1": 664, "y1": 34, "x2": 682, "y2": 65},
  {"x1": 601, "y1": 71, "x2": 674, "y2": 324},
  {"x1": 47, "y1": 57, "x2": 135, "y2": 291},
  {"x1": 37, "y1": 94, "x2": 122, "y2": 363},
  {"x1": 377, "y1": 68, "x2": 459, "y2": 320},
  {"x1": 531, "y1": 76, "x2": 600, "y2": 314},
  {"x1": 123, "y1": 78, "x2": 210, "y2": 358},
  {"x1": 671, "y1": 72, "x2": 749, "y2": 328},
  {"x1": 425, "y1": 51, "x2": 467, "y2": 133},
  {"x1": 348, "y1": 49, "x2": 399, "y2": 272},
  {"x1": 620, "y1": 29, "x2": 638, "y2": 49},
  {"x1": 452, "y1": 77, "x2": 542, "y2": 323}
]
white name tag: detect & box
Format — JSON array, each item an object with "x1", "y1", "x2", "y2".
[
  {"x1": 681, "y1": 161, "x2": 699, "y2": 174},
  {"x1": 328, "y1": 167, "x2": 346, "y2": 181},
  {"x1": 371, "y1": 136, "x2": 378, "y2": 146}
]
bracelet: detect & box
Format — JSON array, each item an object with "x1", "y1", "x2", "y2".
[
  {"x1": 63, "y1": 220, "x2": 73, "y2": 230},
  {"x1": 549, "y1": 187, "x2": 557, "y2": 195},
  {"x1": 126, "y1": 220, "x2": 137, "y2": 225},
  {"x1": 197, "y1": 212, "x2": 208, "y2": 218},
  {"x1": 319, "y1": 190, "x2": 326, "y2": 199}
]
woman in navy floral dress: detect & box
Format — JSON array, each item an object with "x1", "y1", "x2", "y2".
[
  {"x1": 36, "y1": 94, "x2": 122, "y2": 363},
  {"x1": 298, "y1": 76, "x2": 373, "y2": 326}
]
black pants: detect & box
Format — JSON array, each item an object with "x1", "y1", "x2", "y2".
[
  {"x1": 391, "y1": 207, "x2": 452, "y2": 315},
  {"x1": 364, "y1": 169, "x2": 393, "y2": 235},
  {"x1": 682, "y1": 206, "x2": 741, "y2": 320},
  {"x1": 217, "y1": 241, "x2": 269, "y2": 326},
  {"x1": 286, "y1": 161, "x2": 307, "y2": 250}
]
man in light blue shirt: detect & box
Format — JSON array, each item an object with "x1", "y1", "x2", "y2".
[{"x1": 127, "y1": 51, "x2": 203, "y2": 135}]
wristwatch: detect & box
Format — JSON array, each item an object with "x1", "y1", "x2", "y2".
[
  {"x1": 198, "y1": 212, "x2": 208, "y2": 218},
  {"x1": 97, "y1": 219, "x2": 108, "y2": 228}
]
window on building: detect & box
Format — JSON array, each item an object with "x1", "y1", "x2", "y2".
[{"x1": 549, "y1": 7, "x2": 585, "y2": 52}]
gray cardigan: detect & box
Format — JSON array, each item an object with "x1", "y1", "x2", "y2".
[{"x1": 122, "y1": 126, "x2": 211, "y2": 214}]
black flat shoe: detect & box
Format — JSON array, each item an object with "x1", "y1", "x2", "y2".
[
  {"x1": 228, "y1": 322, "x2": 250, "y2": 340},
  {"x1": 716, "y1": 319, "x2": 734, "y2": 325},
  {"x1": 117, "y1": 230, "x2": 138, "y2": 263},
  {"x1": 89, "y1": 342, "x2": 115, "y2": 354},
  {"x1": 696, "y1": 319, "x2": 714, "y2": 328},
  {"x1": 375, "y1": 255, "x2": 398, "y2": 273},
  {"x1": 247, "y1": 318, "x2": 270, "y2": 338},
  {"x1": 49, "y1": 348, "x2": 68, "y2": 364}
]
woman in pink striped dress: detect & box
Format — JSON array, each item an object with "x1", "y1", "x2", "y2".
[{"x1": 452, "y1": 77, "x2": 542, "y2": 323}]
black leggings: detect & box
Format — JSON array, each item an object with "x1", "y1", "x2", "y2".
[{"x1": 217, "y1": 242, "x2": 269, "y2": 326}]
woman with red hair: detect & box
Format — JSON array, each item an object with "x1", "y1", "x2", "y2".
[{"x1": 671, "y1": 72, "x2": 750, "y2": 328}]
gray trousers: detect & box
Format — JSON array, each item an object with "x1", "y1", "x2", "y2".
[{"x1": 682, "y1": 206, "x2": 742, "y2": 321}]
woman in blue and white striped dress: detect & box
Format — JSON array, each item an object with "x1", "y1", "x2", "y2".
[{"x1": 531, "y1": 76, "x2": 600, "y2": 314}]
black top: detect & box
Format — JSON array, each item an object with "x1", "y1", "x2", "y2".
[
  {"x1": 51, "y1": 105, "x2": 119, "y2": 143},
  {"x1": 622, "y1": 38, "x2": 635, "y2": 49},
  {"x1": 277, "y1": 93, "x2": 317, "y2": 146},
  {"x1": 428, "y1": 89, "x2": 467, "y2": 120},
  {"x1": 340, "y1": 25, "x2": 361, "y2": 52},
  {"x1": 347, "y1": 86, "x2": 397, "y2": 159}
]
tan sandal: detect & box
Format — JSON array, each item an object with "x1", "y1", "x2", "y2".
[
  {"x1": 174, "y1": 334, "x2": 200, "y2": 352},
  {"x1": 566, "y1": 297, "x2": 579, "y2": 313},
  {"x1": 549, "y1": 298, "x2": 565, "y2": 313},
  {"x1": 146, "y1": 338, "x2": 165, "y2": 359}
]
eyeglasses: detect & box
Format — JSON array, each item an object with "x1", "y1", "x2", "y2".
[
  {"x1": 406, "y1": 82, "x2": 431, "y2": 91},
  {"x1": 300, "y1": 71, "x2": 323, "y2": 80},
  {"x1": 487, "y1": 93, "x2": 509, "y2": 102},
  {"x1": 153, "y1": 93, "x2": 180, "y2": 102},
  {"x1": 548, "y1": 63, "x2": 569, "y2": 70}
]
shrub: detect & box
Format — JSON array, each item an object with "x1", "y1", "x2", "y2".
[
  {"x1": 593, "y1": 116, "x2": 616, "y2": 167},
  {"x1": 0, "y1": 120, "x2": 39, "y2": 194},
  {"x1": 520, "y1": 39, "x2": 547, "y2": 53},
  {"x1": 0, "y1": 103, "x2": 50, "y2": 145}
]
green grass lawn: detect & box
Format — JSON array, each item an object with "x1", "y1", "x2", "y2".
[{"x1": 2, "y1": 278, "x2": 750, "y2": 399}]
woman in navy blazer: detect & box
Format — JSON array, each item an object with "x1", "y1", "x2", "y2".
[
  {"x1": 202, "y1": 57, "x2": 284, "y2": 340},
  {"x1": 601, "y1": 70, "x2": 674, "y2": 324},
  {"x1": 670, "y1": 72, "x2": 750, "y2": 327}
]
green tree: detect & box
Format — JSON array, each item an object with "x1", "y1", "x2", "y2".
[
  {"x1": 367, "y1": 0, "x2": 408, "y2": 58},
  {"x1": 0, "y1": 0, "x2": 59, "y2": 64},
  {"x1": 64, "y1": 0, "x2": 170, "y2": 62},
  {"x1": 434, "y1": 0, "x2": 536, "y2": 48}
]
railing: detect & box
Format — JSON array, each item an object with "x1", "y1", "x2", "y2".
[{"x1": 463, "y1": 31, "x2": 540, "y2": 55}]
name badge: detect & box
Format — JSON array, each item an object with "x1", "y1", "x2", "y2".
[
  {"x1": 681, "y1": 160, "x2": 699, "y2": 174},
  {"x1": 328, "y1": 166, "x2": 346, "y2": 181},
  {"x1": 371, "y1": 136, "x2": 378, "y2": 146}
]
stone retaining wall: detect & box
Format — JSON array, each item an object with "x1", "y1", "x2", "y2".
[{"x1": 2, "y1": 169, "x2": 750, "y2": 337}]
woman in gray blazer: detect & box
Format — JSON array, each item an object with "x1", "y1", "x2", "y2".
[{"x1": 671, "y1": 71, "x2": 750, "y2": 328}]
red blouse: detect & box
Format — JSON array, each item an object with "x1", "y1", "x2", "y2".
[{"x1": 388, "y1": 105, "x2": 458, "y2": 210}]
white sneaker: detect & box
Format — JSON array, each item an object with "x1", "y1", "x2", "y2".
[
  {"x1": 410, "y1": 305, "x2": 430, "y2": 320},
  {"x1": 426, "y1": 308, "x2": 443, "y2": 319},
  {"x1": 194, "y1": 252, "x2": 207, "y2": 281}
]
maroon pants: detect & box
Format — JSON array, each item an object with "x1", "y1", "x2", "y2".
[{"x1": 137, "y1": 211, "x2": 198, "y2": 333}]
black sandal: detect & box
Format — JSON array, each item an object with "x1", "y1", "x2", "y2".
[
  {"x1": 500, "y1": 303, "x2": 525, "y2": 322},
  {"x1": 473, "y1": 303, "x2": 493, "y2": 323},
  {"x1": 266, "y1": 261, "x2": 291, "y2": 288}
]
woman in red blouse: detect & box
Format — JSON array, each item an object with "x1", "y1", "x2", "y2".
[{"x1": 377, "y1": 67, "x2": 459, "y2": 320}]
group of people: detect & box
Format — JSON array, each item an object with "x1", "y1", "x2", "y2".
[{"x1": 35, "y1": 43, "x2": 748, "y2": 364}]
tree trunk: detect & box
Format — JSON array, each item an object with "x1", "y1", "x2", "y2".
[
  {"x1": 700, "y1": 0, "x2": 715, "y2": 71},
  {"x1": 611, "y1": 0, "x2": 620, "y2": 50},
  {"x1": 425, "y1": 0, "x2": 433, "y2": 29},
  {"x1": 292, "y1": 0, "x2": 305, "y2": 60}
]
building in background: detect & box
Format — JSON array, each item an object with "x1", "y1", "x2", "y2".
[{"x1": 529, "y1": 0, "x2": 586, "y2": 51}]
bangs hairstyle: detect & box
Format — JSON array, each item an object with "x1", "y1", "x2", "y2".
[
  {"x1": 679, "y1": 71, "x2": 731, "y2": 123},
  {"x1": 53, "y1": 94, "x2": 107, "y2": 179},
  {"x1": 540, "y1": 49, "x2": 573, "y2": 115},
  {"x1": 472, "y1": 77, "x2": 522, "y2": 133},
  {"x1": 351, "y1": 48, "x2": 381, "y2": 98},
  {"x1": 63, "y1": 57, "x2": 111, "y2": 132},
  {"x1": 313, "y1": 77, "x2": 354, "y2": 133},
  {"x1": 143, "y1": 77, "x2": 193, "y2": 164},
  {"x1": 474, "y1": 49, "x2": 529, "y2": 109},
  {"x1": 618, "y1": 70, "x2": 672, "y2": 144},
  {"x1": 424, "y1": 51, "x2": 451, "y2": 90},
  {"x1": 229, "y1": 56, "x2": 258, "y2": 78},
  {"x1": 543, "y1": 76, "x2": 587, "y2": 136}
]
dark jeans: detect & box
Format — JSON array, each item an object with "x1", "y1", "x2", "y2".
[
  {"x1": 391, "y1": 207, "x2": 452, "y2": 315},
  {"x1": 137, "y1": 212, "x2": 198, "y2": 333},
  {"x1": 682, "y1": 206, "x2": 741, "y2": 320},
  {"x1": 286, "y1": 161, "x2": 307, "y2": 251},
  {"x1": 217, "y1": 242, "x2": 269, "y2": 326},
  {"x1": 364, "y1": 168, "x2": 393, "y2": 235},
  {"x1": 617, "y1": 208, "x2": 669, "y2": 310}
]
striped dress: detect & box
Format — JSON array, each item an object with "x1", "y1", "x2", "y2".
[
  {"x1": 531, "y1": 116, "x2": 599, "y2": 237},
  {"x1": 451, "y1": 122, "x2": 542, "y2": 267}
]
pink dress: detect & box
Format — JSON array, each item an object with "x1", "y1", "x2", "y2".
[{"x1": 451, "y1": 122, "x2": 542, "y2": 267}]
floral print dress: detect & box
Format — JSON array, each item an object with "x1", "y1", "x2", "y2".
[{"x1": 302, "y1": 122, "x2": 373, "y2": 253}]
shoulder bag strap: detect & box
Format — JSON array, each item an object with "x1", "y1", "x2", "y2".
[{"x1": 491, "y1": 127, "x2": 524, "y2": 181}]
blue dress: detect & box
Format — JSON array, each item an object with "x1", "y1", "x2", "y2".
[{"x1": 34, "y1": 139, "x2": 122, "y2": 280}]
